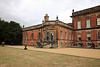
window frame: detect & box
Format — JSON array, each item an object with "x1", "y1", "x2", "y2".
[
  {"x1": 31, "y1": 33, "x2": 33, "y2": 40},
  {"x1": 77, "y1": 33, "x2": 81, "y2": 41},
  {"x1": 61, "y1": 31, "x2": 63, "y2": 39},
  {"x1": 86, "y1": 19, "x2": 91, "y2": 28},
  {"x1": 98, "y1": 32, "x2": 100, "y2": 40},
  {"x1": 97, "y1": 18, "x2": 100, "y2": 25},
  {"x1": 77, "y1": 21, "x2": 81, "y2": 29},
  {"x1": 87, "y1": 33, "x2": 91, "y2": 41}
]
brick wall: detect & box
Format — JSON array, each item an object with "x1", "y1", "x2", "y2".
[
  {"x1": 58, "y1": 27, "x2": 61, "y2": 47},
  {"x1": 27, "y1": 31, "x2": 31, "y2": 45},
  {"x1": 73, "y1": 19, "x2": 77, "y2": 29},
  {"x1": 34, "y1": 30, "x2": 38, "y2": 45},
  {"x1": 81, "y1": 31, "x2": 86, "y2": 46},
  {"x1": 81, "y1": 17, "x2": 86, "y2": 28},
  {"x1": 91, "y1": 15, "x2": 96, "y2": 28},
  {"x1": 63, "y1": 28, "x2": 65, "y2": 47}
]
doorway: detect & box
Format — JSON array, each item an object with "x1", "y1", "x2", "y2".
[{"x1": 50, "y1": 32, "x2": 54, "y2": 41}]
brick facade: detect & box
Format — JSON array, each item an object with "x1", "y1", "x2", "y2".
[
  {"x1": 71, "y1": 5, "x2": 100, "y2": 47},
  {"x1": 23, "y1": 5, "x2": 100, "y2": 48}
]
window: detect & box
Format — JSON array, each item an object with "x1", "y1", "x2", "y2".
[
  {"x1": 97, "y1": 18, "x2": 100, "y2": 25},
  {"x1": 31, "y1": 33, "x2": 33, "y2": 40},
  {"x1": 77, "y1": 34, "x2": 81, "y2": 41},
  {"x1": 61, "y1": 42, "x2": 63, "y2": 47},
  {"x1": 61, "y1": 31, "x2": 63, "y2": 39},
  {"x1": 98, "y1": 43, "x2": 100, "y2": 46},
  {"x1": 38, "y1": 33, "x2": 41, "y2": 40},
  {"x1": 65, "y1": 32, "x2": 67, "y2": 39},
  {"x1": 78, "y1": 37, "x2": 81, "y2": 41},
  {"x1": 86, "y1": 20, "x2": 91, "y2": 28},
  {"x1": 77, "y1": 21, "x2": 81, "y2": 29},
  {"x1": 31, "y1": 42, "x2": 33, "y2": 46},
  {"x1": 87, "y1": 33, "x2": 91, "y2": 41},
  {"x1": 46, "y1": 28, "x2": 49, "y2": 41},
  {"x1": 65, "y1": 42, "x2": 67, "y2": 47},
  {"x1": 69, "y1": 43, "x2": 71, "y2": 46},
  {"x1": 98, "y1": 32, "x2": 100, "y2": 40},
  {"x1": 87, "y1": 43, "x2": 91, "y2": 46},
  {"x1": 25, "y1": 32, "x2": 27, "y2": 41}
]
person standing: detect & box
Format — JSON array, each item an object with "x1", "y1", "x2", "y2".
[
  {"x1": 91, "y1": 42, "x2": 95, "y2": 49},
  {"x1": 2, "y1": 41, "x2": 5, "y2": 47}
]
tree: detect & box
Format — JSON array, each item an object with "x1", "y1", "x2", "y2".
[{"x1": 0, "y1": 19, "x2": 22, "y2": 45}]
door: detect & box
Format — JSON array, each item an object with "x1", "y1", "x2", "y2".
[{"x1": 50, "y1": 32, "x2": 53, "y2": 41}]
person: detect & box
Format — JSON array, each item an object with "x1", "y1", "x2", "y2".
[
  {"x1": 91, "y1": 42, "x2": 95, "y2": 49},
  {"x1": 2, "y1": 41, "x2": 5, "y2": 47},
  {"x1": 80, "y1": 43, "x2": 83, "y2": 47},
  {"x1": 24, "y1": 44, "x2": 27, "y2": 50}
]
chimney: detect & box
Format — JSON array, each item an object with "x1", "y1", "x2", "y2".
[
  {"x1": 56, "y1": 15, "x2": 58, "y2": 20},
  {"x1": 23, "y1": 25, "x2": 24, "y2": 28},
  {"x1": 44, "y1": 14, "x2": 49, "y2": 22},
  {"x1": 72, "y1": 9, "x2": 74, "y2": 13}
]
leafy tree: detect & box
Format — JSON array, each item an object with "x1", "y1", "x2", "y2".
[{"x1": 0, "y1": 19, "x2": 22, "y2": 45}]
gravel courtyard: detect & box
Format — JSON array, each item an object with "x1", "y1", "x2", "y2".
[{"x1": 6, "y1": 45, "x2": 100, "y2": 59}]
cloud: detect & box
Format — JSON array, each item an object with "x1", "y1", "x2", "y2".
[{"x1": 0, "y1": 0, "x2": 100, "y2": 27}]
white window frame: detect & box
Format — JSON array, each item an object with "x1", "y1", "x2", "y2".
[
  {"x1": 97, "y1": 18, "x2": 100, "y2": 25},
  {"x1": 61, "y1": 31, "x2": 63, "y2": 39},
  {"x1": 86, "y1": 20, "x2": 91, "y2": 28},
  {"x1": 98, "y1": 32, "x2": 100, "y2": 40},
  {"x1": 77, "y1": 21, "x2": 81, "y2": 29},
  {"x1": 87, "y1": 33, "x2": 91, "y2": 41}
]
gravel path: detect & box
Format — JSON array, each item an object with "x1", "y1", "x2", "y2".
[{"x1": 6, "y1": 45, "x2": 100, "y2": 59}]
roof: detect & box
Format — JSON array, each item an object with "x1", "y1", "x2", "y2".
[
  {"x1": 23, "y1": 20, "x2": 73, "y2": 31},
  {"x1": 71, "y1": 5, "x2": 100, "y2": 17}
]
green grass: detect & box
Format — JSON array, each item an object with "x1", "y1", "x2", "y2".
[{"x1": 0, "y1": 46, "x2": 100, "y2": 67}]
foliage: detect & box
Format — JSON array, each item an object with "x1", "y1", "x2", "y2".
[{"x1": 0, "y1": 19, "x2": 22, "y2": 45}]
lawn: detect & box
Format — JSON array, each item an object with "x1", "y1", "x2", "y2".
[{"x1": 0, "y1": 46, "x2": 100, "y2": 67}]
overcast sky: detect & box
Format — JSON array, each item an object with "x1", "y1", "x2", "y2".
[{"x1": 0, "y1": 0, "x2": 100, "y2": 27}]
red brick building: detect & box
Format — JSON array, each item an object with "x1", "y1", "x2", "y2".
[
  {"x1": 23, "y1": 5, "x2": 100, "y2": 48},
  {"x1": 71, "y1": 5, "x2": 100, "y2": 47},
  {"x1": 23, "y1": 14, "x2": 73, "y2": 48}
]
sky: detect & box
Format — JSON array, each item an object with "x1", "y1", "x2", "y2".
[{"x1": 0, "y1": 0, "x2": 100, "y2": 27}]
